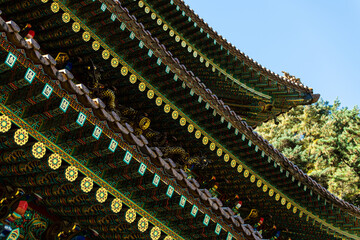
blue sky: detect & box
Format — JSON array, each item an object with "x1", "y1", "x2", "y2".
[{"x1": 184, "y1": 0, "x2": 360, "y2": 109}]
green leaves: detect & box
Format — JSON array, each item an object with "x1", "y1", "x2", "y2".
[{"x1": 257, "y1": 100, "x2": 360, "y2": 206}]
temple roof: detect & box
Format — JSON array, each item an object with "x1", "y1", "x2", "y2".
[{"x1": 0, "y1": 0, "x2": 358, "y2": 239}]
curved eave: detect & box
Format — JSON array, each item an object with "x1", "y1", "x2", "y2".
[
  {"x1": 119, "y1": 0, "x2": 319, "y2": 126},
  {"x1": 138, "y1": 0, "x2": 317, "y2": 96}
]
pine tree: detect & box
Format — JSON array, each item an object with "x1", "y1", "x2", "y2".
[{"x1": 256, "y1": 100, "x2": 360, "y2": 206}]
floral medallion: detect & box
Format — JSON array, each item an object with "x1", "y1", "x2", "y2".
[
  {"x1": 150, "y1": 226, "x2": 161, "y2": 240},
  {"x1": 125, "y1": 208, "x2": 136, "y2": 223},
  {"x1": 179, "y1": 117, "x2": 186, "y2": 126},
  {"x1": 14, "y1": 129, "x2": 28, "y2": 146},
  {"x1": 138, "y1": 217, "x2": 148, "y2": 232},
  {"x1": 72, "y1": 22, "x2": 80, "y2": 32},
  {"x1": 130, "y1": 74, "x2": 137, "y2": 84},
  {"x1": 111, "y1": 198, "x2": 122, "y2": 213},
  {"x1": 92, "y1": 41, "x2": 100, "y2": 51},
  {"x1": 96, "y1": 187, "x2": 108, "y2": 203},
  {"x1": 62, "y1": 13, "x2": 70, "y2": 23},
  {"x1": 216, "y1": 148, "x2": 223, "y2": 157},
  {"x1": 81, "y1": 177, "x2": 93, "y2": 193},
  {"x1": 48, "y1": 154, "x2": 62, "y2": 170},
  {"x1": 32, "y1": 142, "x2": 46, "y2": 159},
  {"x1": 82, "y1": 31, "x2": 91, "y2": 42},
  {"x1": 0, "y1": 115, "x2": 11, "y2": 133},
  {"x1": 121, "y1": 66, "x2": 128, "y2": 76},
  {"x1": 65, "y1": 166, "x2": 78, "y2": 182}
]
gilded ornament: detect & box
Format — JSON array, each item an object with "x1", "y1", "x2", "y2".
[
  {"x1": 236, "y1": 165, "x2": 243, "y2": 174},
  {"x1": 171, "y1": 110, "x2": 179, "y2": 120},
  {"x1": 32, "y1": 142, "x2": 46, "y2": 159},
  {"x1": 187, "y1": 46, "x2": 192, "y2": 53},
  {"x1": 275, "y1": 193, "x2": 280, "y2": 201},
  {"x1": 187, "y1": 124, "x2": 194, "y2": 133},
  {"x1": 262, "y1": 184, "x2": 268, "y2": 192},
  {"x1": 175, "y1": 35, "x2": 180, "y2": 42},
  {"x1": 145, "y1": 6, "x2": 150, "y2": 14},
  {"x1": 111, "y1": 198, "x2": 122, "y2": 213},
  {"x1": 281, "y1": 197, "x2": 287, "y2": 205},
  {"x1": 216, "y1": 148, "x2": 222, "y2": 157},
  {"x1": 138, "y1": 1, "x2": 144, "y2": 7},
  {"x1": 126, "y1": 208, "x2": 136, "y2": 223},
  {"x1": 14, "y1": 128, "x2": 29, "y2": 146},
  {"x1": 72, "y1": 22, "x2": 81, "y2": 32},
  {"x1": 163, "y1": 24, "x2": 168, "y2": 31},
  {"x1": 200, "y1": 56, "x2": 204, "y2": 63},
  {"x1": 139, "y1": 117, "x2": 151, "y2": 130},
  {"x1": 244, "y1": 170, "x2": 249, "y2": 178},
  {"x1": 0, "y1": 115, "x2": 11, "y2": 133},
  {"x1": 193, "y1": 51, "x2": 198, "y2": 58},
  {"x1": 164, "y1": 104, "x2": 171, "y2": 113},
  {"x1": 209, "y1": 142, "x2": 216, "y2": 151},
  {"x1": 299, "y1": 211, "x2": 303, "y2": 218},
  {"x1": 151, "y1": 13, "x2": 156, "y2": 20},
  {"x1": 139, "y1": 82, "x2": 146, "y2": 92},
  {"x1": 257, "y1": 179, "x2": 262, "y2": 188},
  {"x1": 181, "y1": 41, "x2": 186, "y2": 48},
  {"x1": 121, "y1": 66, "x2": 128, "y2": 76},
  {"x1": 224, "y1": 154, "x2": 229, "y2": 162},
  {"x1": 157, "y1": 18, "x2": 162, "y2": 26},
  {"x1": 92, "y1": 41, "x2": 100, "y2": 51},
  {"x1": 111, "y1": 58, "x2": 119, "y2": 68},
  {"x1": 179, "y1": 117, "x2": 186, "y2": 126},
  {"x1": 62, "y1": 13, "x2": 70, "y2": 23},
  {"x1": 150, "y1": 226, "x2": 161, "y2": 240},
  {"x1": 269, "y1": 189, "x2": 274, "y2": 197},
  {"x1": 155, "y1": 97, "x2": 162, "y2": 106},
  {"x1": 250, "y1": 175, "x2": 256, "y2": 183},
  {"x1": 169, "y1": 30, "x2": 175, "y2": 37},
  {"x1": 130, "y1": 74, "x2": 137, "y2": 84},
  {"x1": 138, "y1": 217, "x2": 148, "y2": 232},
  {"x1": 102, "y1": 50, "x2": 110, "y2": 60},
  {"x1": 147, "y1": 90, "x2": 154, "y2": 99},
  {"x1": 96, "y1": 187, "x2": 108, "y2": 203},
  {"x1": 205, "y1": 61, "x2": 210, "y2": 67},
  {"x1": 82, "y1": 31, "x2": 91, "y2": 42},
  {"x1": 81, "y1": 177, "x2": 93, "y2": 193},
  {"x1": 212, "y1": 66, "x2": 216, "y2": 72},
  {"x1": 287, "y1": 202, "x2": 292, "y2": 209},
  {"x1": 202, "y1": 136, "x2": 208, "y2": 145},
  {"x1": 195, "y1": 130, "x2": 201, "y2": 139},
  {"x1": 65, "y1": 166, "x2": 78, "y2": 182},
  {"x1": 164, "y1": 237, "x2": 173, "y2": 240},
  {"x1": 48, "y1": 154, "x2": 62, "y2": 170},
  {"x1": 230, "y1": 159, "x2": 236, "y2": 168},
  {"x1": 41, "y1": 0, "x2": 48, "y2": 2},
  {"x1": 293, "y1": 206, "x2": 297, "y2": 214},
  {"x1": 51, "y1": 2, "x2": 59, "y2": 13}
]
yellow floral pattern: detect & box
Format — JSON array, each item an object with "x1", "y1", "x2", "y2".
[
  {"x1": 138, "y1": 217, "x2": 148, "y2": 232},
  {"x1": 111, "y1": 198, "x2": 122, "y2": 213},
  {"x1": 96, "y1": 187, "x2": 108, "y2": 203},
  {"x1": 81, "y1": 177, "x2": 93, "y2": 193},
  {"x1": 48, "y1": 154, "x2": 62, "y2": 170},
  {"x1": 0, "y1": 115, "x2": 11, "y2": 133},
  {"x1": 14, "y1": 128, "x2": 28, "y2": 146},
  {"x1": 126, "y1": 208, "x2": 136, "y2": 223},
  {"x1": 65, "y1": 166, "x2": 78, "y2": 182},
  {"x1": 32, "y1": 142, "x2": 46, "y2": 159}
]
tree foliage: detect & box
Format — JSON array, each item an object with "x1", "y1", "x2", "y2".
[{"x1": 256, "y1": 100, "x2": 360, "y2": 206}]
